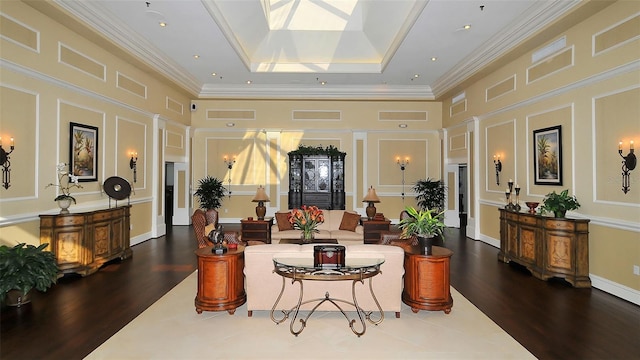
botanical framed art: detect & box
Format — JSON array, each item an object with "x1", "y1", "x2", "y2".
[
  {"x1": 533, "y1": 125, "x2": 562, "y2": 185},
  {"x1": 69, "y1": 122, "x2": 98, "y2": 182}
]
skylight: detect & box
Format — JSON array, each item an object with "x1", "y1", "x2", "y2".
[{"x1": 268, "y1": 0, "x2": 361, "y2": 31}]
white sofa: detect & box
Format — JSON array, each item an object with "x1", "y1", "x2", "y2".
[
  {"x1": 271, "y1": 209, "x2": 364, "y2": 245},
  {"x1": 244, "y1": 244, "x2": 405, "y2": 318}
]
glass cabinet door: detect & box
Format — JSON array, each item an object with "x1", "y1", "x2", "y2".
[
  {"x1": 332, "y1": 156, "x2": 344, "y2": 192},
  {"x1": 290, "y1": 155, "x2": 302, "y2": 192},
  {"x1": 303, "y1": 159, "x2": 316, "y2": 191},
  {"x1": 317, "y1": 159, "x2": 330, "y2": 192}
]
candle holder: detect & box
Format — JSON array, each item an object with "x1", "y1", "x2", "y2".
[
  {"x1": 505, "y1": 191, "x2": 512, "y2": 210},
  {"x1": 514, "y1": 186, "x2": 521, "y2": 211}
]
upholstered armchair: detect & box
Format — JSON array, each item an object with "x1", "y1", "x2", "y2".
[
  {"x1": 377, "y1": 210, "x2": 417, "y2": 252},
  {"x1": 191, "y1": 209, "x2": 243, "y2": 249}
]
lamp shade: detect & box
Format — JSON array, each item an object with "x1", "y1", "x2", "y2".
[
  {"x1": 252, "y1": 185, "x2": 270, "y2": 203},
  {"x1": 362, "y1": 186, "x2": 380, "y2": 203}
]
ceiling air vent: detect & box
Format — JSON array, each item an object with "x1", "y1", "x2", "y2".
[{"x1": 532, "y1": 37, "x2": 566, "y2": 63}]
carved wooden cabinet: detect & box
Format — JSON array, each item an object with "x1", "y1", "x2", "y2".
[
  {"x1": 498, "y1": 209, "x2": 590, "y2": 287},
  {"x1": 288, "y1": 151, "x2": 345, "y2": 210},
  {"x1": 39, "y1": 206, "x2": 132, "y2": 276}
]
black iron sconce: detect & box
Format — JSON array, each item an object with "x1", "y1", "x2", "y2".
[
  {"x1": 493, "y1": 154, "x2": 502, "y2": 185},
  {"x1": 396, "y1": 156, "x2": 409, "y2": 200},
  {"x1": 129, "y1": 151, "x2": 138, "y2": 183},
  {"x1": 619, "y1": 141, "x2": 636, "y2": 194},
  {"x1": 0, "y1": 137, "x2": 15, "y2": 189},
  {"x1": 223, "y1": 155, "x2": 236, "y2": 197}
]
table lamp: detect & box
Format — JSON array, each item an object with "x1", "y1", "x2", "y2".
[
  {"x1": 362, "y1": 186, "x2": 380, "y2": 220},
  {"x1": 252, "y1": 185, "x2": 270, "y2": 219}
]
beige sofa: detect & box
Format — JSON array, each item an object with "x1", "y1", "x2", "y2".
[
  {"x1": 244, "y1": 244, "x2": 405, "y2": 318},
  {"x1": 271, "y1": 209, "x2": 364, "y2": 245}
]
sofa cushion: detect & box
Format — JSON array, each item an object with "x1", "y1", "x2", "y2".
[
  {"x1": 339, "y1": 211, "x2": 360, "y2": 231},
  {"x1": 275, "y1": 212, "x2": 293, "y2": 231}
]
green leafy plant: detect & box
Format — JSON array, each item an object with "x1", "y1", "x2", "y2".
[
  {"x1": 0, "y1": 243, "x2": 58, "y2": 301},
  {"x1": 540, "y1": 189, "x2": 580, "y2": 218},
  {"x1": 413, "y1": 178, "x2": 447, "y2": 212},
  {"x1": 398, "y1": 206, "x2": 446, "y2": 240},
  {"x1": 194, "y1": 176, "x2": 226, "y2": 210},
  {"x1": 288, "y1": 144, "x2": 346, "y2": 157}
]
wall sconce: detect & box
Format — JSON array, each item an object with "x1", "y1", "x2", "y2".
[
  {"x1": 362, "y1": 186, "x2": 380, "y2": 220},
  {"x1": 619, "y1": 141, "x2": 636, "y2": 194},
  {"x1": 223, "y1": 155, "x2": 236, "y2": 197},
  {"x1": 493, "y1": 154, "x2": 502, "y2": 186},
  {"x1": 0, "y1": 137, "x2": 15, "y2": 189},
  {"x1": 129, "y1": 151, "x2": 138, "y2": 183},
  {"x1": 252, "y1": 185, "x2": 270, "y2": 219},
  {"x1": 396, "y1": 156, "x2": 409, "y2": 200}
]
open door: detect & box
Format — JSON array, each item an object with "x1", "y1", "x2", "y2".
[
  {"x1": 172, "y1": 162, "x2": 190, "y2": 225},
  {"x1": 444, "y1": 164, "x2": 460, "y2": 228}
]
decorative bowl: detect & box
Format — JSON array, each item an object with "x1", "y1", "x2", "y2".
[{"x1": 525, "y1": 202, "x2": 539, "y2": 214}]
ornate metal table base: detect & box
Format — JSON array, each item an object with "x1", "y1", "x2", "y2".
[{"x1": 270, "y1": 260, "x2": 384, "y2": 337}]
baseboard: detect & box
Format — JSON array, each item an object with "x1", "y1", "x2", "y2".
[
  {"x1": 590, "y1": 274, "x2": 640, "y2": 306},
  {"x1": 131, "y1": 232, "x2": 152, "y2": 246}
]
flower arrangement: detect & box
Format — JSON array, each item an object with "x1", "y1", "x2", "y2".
[
  {"x1": 288, "y1": 205, "x2": 324, "y2": 240},
  {"x1": 46, "y1": 163, "x2": 82, "y2": 203}
]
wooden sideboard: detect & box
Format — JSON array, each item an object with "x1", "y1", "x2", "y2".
[
  {"x1": 498, "y1": 209, "x2": 590, "y2": 288},
  {"x1": 40, "y1": 206, "x2": 132, "y2": 276}
]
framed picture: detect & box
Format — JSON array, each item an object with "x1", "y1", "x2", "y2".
[
  {"x1": 533, "y1": 125, "x2": 562, "y2": 185},
  {"x1": 69, "y1": 122, "x2": 98, "y2": 182}
]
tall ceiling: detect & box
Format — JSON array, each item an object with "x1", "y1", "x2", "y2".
[{"x1": 53, "y1": 0, "x2": 582, "y2": 100}]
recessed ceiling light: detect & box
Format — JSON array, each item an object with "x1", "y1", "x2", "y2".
[
  {"x1": 226, "y1": 123, "x2": 235, "y2": 127},
  {"x1": 463, "y1": 24, "x2": 471, "y2": 30},
  {"x1": 159, "y1": 21, "x2": 167, "y2": 27},
  {"x1": 193, "y1": 55, "x2": 200, "y2": 59},
  {"x1": 431, "y1": 57, "x2": 437, "y2": 61},
  {"x1": 211, "y1": 72, "x2": 217, "y2": 76},
  {"x1": 320, "y1": 81, "x2": 327, "y2": 85},
  {"x1": 399, "y1": 124, "x2": 408, "y2": 128},
  {"x1": 246, "y1": 80, "x2": 252, "y2": 84},
  {"x1": 414, "y1": 74, "x2": 420, "y2": 78}
]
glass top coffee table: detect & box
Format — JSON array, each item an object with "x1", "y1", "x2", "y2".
[{"x1": 270, "y1": 257, "x2": 384, "y2": 337}]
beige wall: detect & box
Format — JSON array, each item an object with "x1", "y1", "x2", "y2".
[
  {"x1": 441, "y1": 1, "x2": 640, "y2": 295},
  {"x1": 190, "y1": 99, "x2": 443, "y2": 219},
  {"x1": 0, "y1": 1, "x2": 191, "y2": 247}
]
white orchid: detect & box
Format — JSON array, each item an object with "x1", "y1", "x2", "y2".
[{"x1": 46, "y1": 163, "x2": 83, "y2": 203}]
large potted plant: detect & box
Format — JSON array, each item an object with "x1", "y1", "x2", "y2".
[
  {"x1": 193, "y1": 176, "x2": 226, "y2": 210},
  {"x1": 0, "y1": 243, "x2": 58, "y2": 307},
  {"x1": 540, "y1": 189, "x2": 580, "y2": 218},
  {"x1": 398, "y1": 206, "x2": 446, "y2": 255},
  {"x1": 413, "y1": 178, "x2": 446, "y2": 212}
]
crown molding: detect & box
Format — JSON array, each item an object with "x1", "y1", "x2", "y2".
[
  {"x1": 432, "y1": 0, "x2": 581, "y2": 99},
  {"x1": 199, "y1": 84, "x2": 434, "y2": 100}
]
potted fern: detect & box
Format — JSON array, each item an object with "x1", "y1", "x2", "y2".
[
  {"x1": 398, "y1": 206, "x2": 446, "y2": 255},
  {"x1": 0, "y1": 243, "x2": 58, "y2": 307},
  {"x1": 540, "y1": 189, "x2": 580, "y2": 218}
]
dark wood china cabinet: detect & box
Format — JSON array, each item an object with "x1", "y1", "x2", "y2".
[{"x1": 288, "y1": 145, "x2": 346, "y2": 210}]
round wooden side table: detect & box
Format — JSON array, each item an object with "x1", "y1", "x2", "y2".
[
  {"x1": 194, "y1": 245, "x2": 246, "y2": 315},
  {"x1": 402, "y1": 245, "x2": 453, "y2": 314}
]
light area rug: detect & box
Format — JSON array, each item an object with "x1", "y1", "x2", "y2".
[{"x1": 86, "y1": 271, "x2": 535, "y2": 360}]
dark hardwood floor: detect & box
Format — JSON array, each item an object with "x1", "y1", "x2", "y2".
[{"x1": 2, "y1": 225, "x2": 639, "y2": 359}]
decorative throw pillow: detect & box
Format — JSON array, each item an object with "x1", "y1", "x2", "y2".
[
  {"x1": 275, "y1": 212, "x2": 293, "y2": 231},
  {"x1": 339, "y1": 211, "x2": 361, "y2": 231}
]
